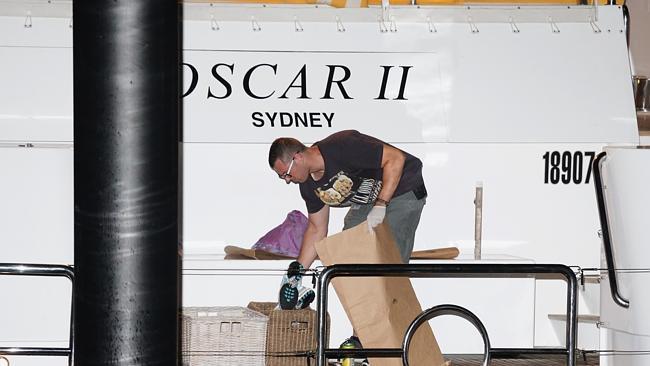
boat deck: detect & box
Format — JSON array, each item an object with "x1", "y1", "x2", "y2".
[{"x1": 447, "y1": 354, "x2": 598, "y2": 365}]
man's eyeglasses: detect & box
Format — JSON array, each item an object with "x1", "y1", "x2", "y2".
[{"x1": 279, "y1": 157, "x2": 295, "y2": 183}]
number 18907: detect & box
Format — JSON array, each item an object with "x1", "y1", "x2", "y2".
[{"x1": 543, "y1": 151, "x2": 596, "y2": 184}]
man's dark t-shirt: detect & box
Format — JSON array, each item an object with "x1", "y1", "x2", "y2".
[{"x1": 299, "y1": 130, "x2": 425, "y2": 214}]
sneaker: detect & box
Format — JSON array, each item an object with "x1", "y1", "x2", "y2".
[
  {"x1": 295, "y1": 284, "x2": 315, "y2": 309},
  {"x1": 279, "y1": 261, "x2": 315, "y2": 310},
  {"x1": 339, "y1": 336, "x2": 369, "y2": 366}
]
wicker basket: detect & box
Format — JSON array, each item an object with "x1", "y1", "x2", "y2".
[
  {"x1": 181, "y1": 315, "x2": 192, "y2": 366},
  {"x1": 248, "y1": 302, "x2": 330, "y2": 366},
  {"x1": 182, "y1": 306, "x2": 268, "y2": 366}
]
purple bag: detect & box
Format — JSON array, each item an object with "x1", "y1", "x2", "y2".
[{"x1": 251, "y1": 210, "x2": 308, "y2": 258}]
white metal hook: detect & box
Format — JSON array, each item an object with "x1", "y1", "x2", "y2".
[
  {"x1": 389, "y1": 15, "x2": 397, "y2": 33},
  {"x1": 69, "y1": 16, "x2": 73, "y2": 29},
  {"x1": 378, "y1": 15, "x2": 388, "y2": 33},
  {"x1": 381, "y1": 0, "x2": 390, "y2": 24},
  {"x1": 467, "y1": 16, "x2": 479, "y2": 34},
  {"x1": 251, "y1": 16, "x2": 261, "y2": 32},
  {"x1": 210, "y1": 15, "x2": 220, "y2": 31},
  {"x1": 548, "y1": 16, "x2": 560, "y2": 33},
  {"x1": 294, "y1": 16, "x2": 304, "y2": 32},
  {"x1": 426, "y1": 16, "x2": 437, "y2": 33},
  {"x1": 588, "y1": 16, "x2": 602, "y2": 33},
  {"x1": 24, "y1": 11, "x2": 32, "y2": 28},
  {"x1": 336, "y1": 16, "x2": 345, "y2": 32},
  {"x1": 509, "y1": 17, "x2": 520, "y2": 33},
  {"x1": 427, "y1": 17, "x2": 438, "y2": 33},
  {"x1": 0, "y1": 355, "x2": 9, "y2": 366},
  {"x1": 381, "y1": 0, "x2": 390, "y2": 13}
]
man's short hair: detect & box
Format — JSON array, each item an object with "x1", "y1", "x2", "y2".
[{"x1": 268, "y1": 138, "x2": 307, "y2": 168}]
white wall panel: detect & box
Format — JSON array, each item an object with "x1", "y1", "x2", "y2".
[
  {"x1": 0, "y1": 8, "x2": 638, "y2": 144},
  {"x1": 0, "y1": 145, "x2": 73, "y2": 263},
  {"x1": 0, "y1": 47, "x2": 73, "y2": 142},
  {"x1": 0, "y1": 277, "x2": 71, "y2": 347},
  {"x1": 182, "y1": 6, "x2": 638, "y2": 143}
]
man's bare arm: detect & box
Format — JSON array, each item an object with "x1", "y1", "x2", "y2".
[
  {"x1": 377, "y1": 144, "x2": 406, "y2": 203},
  {"x1": 297, "y1": 204, "x2": 330, "y2": 268}
]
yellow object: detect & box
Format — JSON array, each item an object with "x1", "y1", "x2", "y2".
[
  {"x1": 330, "y1": 0, "x2": 348, "y2": 7},
  {"x1": 187, "y1": 0, "x2": 348, "y2": 7},
  {"x1": 340, "y1": 341, "x2": 355, "y2": 366},
  {"x1": 184, "y1": 0, "x2": 624, "y2": 8},
  {"x1": 365, "y1": 0, "x2": 621, "y2": 5},
  {"x1": 185, "y1": 0, "x2": 621, "y2": 7}
]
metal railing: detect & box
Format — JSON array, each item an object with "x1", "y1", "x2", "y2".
[
  {"x1": 592, "y1": 152, "x2": 630, "y2": 309},
  {"x1": 0, "y1": 263, "x2": 75, "y2": 366},
  {"x1": 315, "y1": 263, "x2": 578, "y2": 366},
  {"x1": 403, "y1": 304, "x2": 491, "y2": 366}
]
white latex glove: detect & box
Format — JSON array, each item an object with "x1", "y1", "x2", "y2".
[{"x1": 367, "y1": 205, "x2": 386, "y2": 231}]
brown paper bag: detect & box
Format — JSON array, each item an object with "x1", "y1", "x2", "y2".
[{"x1": 314, "y1": 222, "x2": 447, "y2": 366}]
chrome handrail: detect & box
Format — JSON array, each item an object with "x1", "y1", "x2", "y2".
[
  {"x1": 592, "y1": 152, "x2": 630, "y2": 308},
  {"x1": 0, "y1": 263, "x2": 75, "y2": 366},
  {"x1": 403, "y1": 304, "x2": 491, "y2": 366}
]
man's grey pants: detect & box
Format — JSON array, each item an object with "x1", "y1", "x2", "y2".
[{"x1": 343, "y1": 191, "x2": 426, "y2": 263}]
